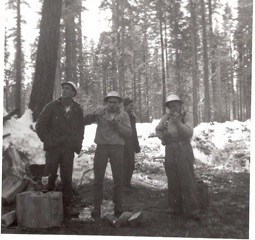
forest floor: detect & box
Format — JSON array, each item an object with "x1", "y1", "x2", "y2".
[{"x1": 1, "y1": 158, "x2": 249, "y2": 239}]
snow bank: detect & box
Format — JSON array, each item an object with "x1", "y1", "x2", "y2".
[
  {"x1": 192, "y1": 120, "x2": 250, "y2": 171},
  {"x1": 3, "y1": 110, "x2": 250, "y2": 182},
  {"x1": 3, "y1": 109, "x2": 45, "y2": 165}
]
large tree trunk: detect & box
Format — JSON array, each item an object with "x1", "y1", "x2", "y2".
[
  {"x1": 133, "y1": 50, "x2": 137, "y2": 102},
  {"x1": 111, "y1": 0, "x2": 119, "y2": 91},
  {"x1": 172, "y1": 0, "x2": 182, "y2": 96},
  {"x1": 29, "y1": 0, "x2": 62, "y2": 121},
  {"x1": 143, "y1": 43, "x2": 149, "y2": 121},
  {"x1": 138, "y1": 70, "x2": 142, "y2": 121},
  {"x1": 158, "y1": 0, "x2": 166, "y2": 115},
  {"x1": 208, "y1": 0, "x2": 218, "y2": 121},
  {"x1": 119, "y1": 0, "x2": 125, "y2": 97},
  {"x1": 15, "y1": 0, "x2": 22, "y2": 117},
  {"x1": 102, "y1": 64, "x2": 107, "y2": 96},
  {"x1": 77, "y1": 11, "x2": 86, "y2": 93},
  {"x1": 143, "y1": 2, "x2": 150, "y2": 121},
  {"x1": 53, "y1": 39, "x2": 62, "y2": 100},
  {"x1": 64, "y1": 1, "x2": 78, "y2": 84},
  {"x1": 200, "y1": 0, "x2": 210, "y2": 122},
  {"x1": 217, "y1": 58, "x2": 222, "y2": 121},
  {"x1": 229, "y1": 42, "x2": 236, "y2": 120},
  {"x1": 189, "y1": 0, "x2": 199, "y2": 126},
  {"x1": 4, "y1": 27, "x2": 10, "y2": 112},
  {"x1": 164, "y1": 15, "x2": 169, "y2": 89}
]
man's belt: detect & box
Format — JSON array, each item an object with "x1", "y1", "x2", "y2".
[{"x1": 164, "y1": 136, "x2": 190, "y2": 145}]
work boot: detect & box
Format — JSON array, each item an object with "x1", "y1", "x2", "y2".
[{"x1": 91, "y1": 206, "x2": 101, "y2": 219}]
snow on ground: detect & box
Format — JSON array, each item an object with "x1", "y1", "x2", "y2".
[
  {"x1": 3, "y1": 109, "x2": 250, "y2": 183},
  {"x1": 3, "y1": 109, "x2": 45, "y2": 164}
]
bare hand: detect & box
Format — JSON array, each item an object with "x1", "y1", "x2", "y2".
[{"x1": 170, "y1": 112, "x2": 181, "y2": 123}]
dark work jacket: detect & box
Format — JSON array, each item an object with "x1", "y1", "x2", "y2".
[
  {"x1": 35, "y1": 98, "x2": 84, "y2": 154},
  {"x1": 125, "y1": 112, "x2": 140, "y2": 152}
]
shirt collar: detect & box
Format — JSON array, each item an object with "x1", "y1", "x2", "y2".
[{"x1": 58, "y1": 97, "x2": 75, "y2": 108}]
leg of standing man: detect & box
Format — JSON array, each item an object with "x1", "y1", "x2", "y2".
[
  {"x1": 59, "y1": 147, "x2": 74, "y2": 208},
  {"x1": 123, "y1": 145, "x2": 135, "y2": 187},
  {"x1": 165, "y1": 144, "x2": 183, "y2": 214},
  {"x1": 109, "y1": 145, "x2": 124, "y2": 216},
  {"x1": 44, "y1": 148, "x2": 61, "y2": 191},
  {"x1": 92, "y1": 145, "x2": 110, "y2": 217}
]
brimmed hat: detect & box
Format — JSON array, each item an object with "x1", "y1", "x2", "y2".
[
  {"x1": 61, "y1": 81, "x2": 77, "y2": 97},
  {"x1": 123, "y1": 97, "x2": 134, "y2": 106},
  {"x1": 103, "y1": 91, "x2": 123, "y2": 102},
  {"x1": 165, "y1": 94, "x2": 183, "y2": 106}
]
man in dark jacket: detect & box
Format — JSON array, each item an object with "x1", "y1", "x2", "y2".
[
  {"x1": 36, "y1": 81, "x2": 84, "y2": 215},
  {"x1": 123, "y1": 98, "x2": 140, "y2": 188}
]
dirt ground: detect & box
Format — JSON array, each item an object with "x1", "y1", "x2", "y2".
[{"x1": 1, "y1": 160, "x2": 249, "y2": 239}]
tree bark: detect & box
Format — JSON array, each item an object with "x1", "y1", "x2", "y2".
[
  {"x1": 64, "y1": 3, "x2": 78, "y2": 84},
  {"x1": 77, "y1": 11, "x2": 86, "y2": 93},
  {"x1": 29, "y1": 0, "x2": 62, "y2": 121},
  {"x1": 158, "y1": 0, "x2": 166, "y2": 115},
  {"x1": 111, "y1": 0, "x2": 119, "y2": 91},
  {"x1": 200, "y1": 0, "x2": 211, "y2": 122},
  {"x1": 172, "y1": 0, "x2": 181, "y2": 96},
  {"x1": 143, "y1": 1, "x2": 150, "y2": 121},
  {"x1": 15, "y1": 0, "x2": 22, "y2": 117},
  {"x1": 189, "y1": 0, "x2": 199, "y2": 126}
]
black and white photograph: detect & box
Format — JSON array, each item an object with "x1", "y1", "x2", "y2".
[{"x1": 0, "y1": 0, "x2": 253, "y2": 239}]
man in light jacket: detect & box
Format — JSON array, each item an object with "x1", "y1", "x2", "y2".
[{"x1": 84, "y1": 91, "x2": 132, "y2": 218}]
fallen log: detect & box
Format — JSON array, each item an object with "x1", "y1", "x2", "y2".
[
  {"x1": 3, "y1": 133, "x2": 11, "y2": 139},
  {"x1": 16, "y1": 191, "x2": 63, "y2": 228},
  {"x1": 3, "y1": 108, "x2": 20, "y2": 123}
]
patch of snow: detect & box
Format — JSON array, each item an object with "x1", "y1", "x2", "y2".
[
  {"x1": 3, "y1": 109, "x2": 45, "y2": 165},
  {"x1": 3, "y1": 109, "x2": 250, "y2": 182}
]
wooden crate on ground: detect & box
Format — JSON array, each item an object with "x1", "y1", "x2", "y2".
[
  {"x1": 16, "y1": 191, "x2": 63, "y2": 228},
  {"x1": 2, "y1": 175, "x2": 29, "y2": 205}
]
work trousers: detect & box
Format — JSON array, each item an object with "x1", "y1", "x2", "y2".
[
  {"x1": 165, "y1": 142, "x2": 199, "y2": 216},
  {"x1": 93, "y1": 144, "x2": 124, "y2": 212},
  {"x1": 123, "y1": 145, "x2": 135, "y2": 186},
  {"x1": 44, "y1": 146, "x2": 74, "y2": 208}
]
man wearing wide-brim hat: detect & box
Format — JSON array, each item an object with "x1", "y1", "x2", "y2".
[
  {"x1": 155, "y1": 94, "x2": 200, "y2": 221},
  {"x1": 84, "y1": 91, "x2": 132, "y2": 218},
  {"x1": 36, "y1": 81, "x2": 84, "y2": 217}
]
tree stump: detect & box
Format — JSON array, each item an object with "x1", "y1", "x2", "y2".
[{"x1": 16, "y1": 191, "x2": 63, "y2": 228}]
